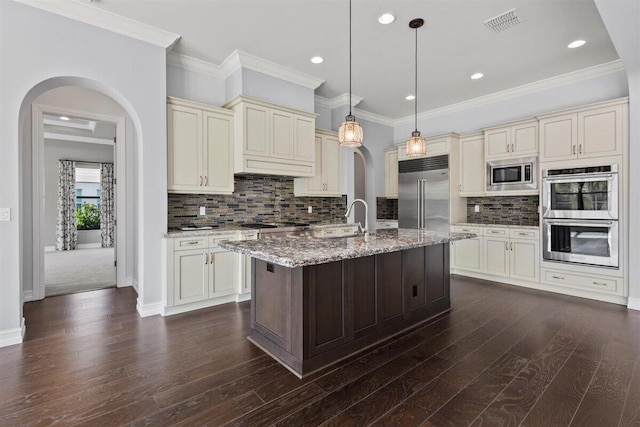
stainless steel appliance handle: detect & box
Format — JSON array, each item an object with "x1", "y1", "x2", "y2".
[
  {"x1": 543, "y1": 174, "x2": 614, "y2": 182},
  {"x1": 421, "y1": 179, "x2": 426, "y2": 229},
  {"x1": 543, "y1": 219, "x2": 615, "y2": 227},
  {"x1": 417, "y1": 180, "x2": 421, "y2": 229}
]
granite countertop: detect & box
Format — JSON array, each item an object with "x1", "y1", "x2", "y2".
[
  {"x1": 452, "y1": 223, "x2": 539, "y2": 230},
  {"x1": 218, "y1": 228, "x2": 476, "y2": 268}
]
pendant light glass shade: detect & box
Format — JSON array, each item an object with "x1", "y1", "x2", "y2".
[
  {"x1": 406, "y1": 18, "x2": 425, "y2": 157},
  {"x1": 339, "y1": 114, "x2": 363, "y2": 147},
  {"x1": 406, "y1": 130, "x2": 426, "y2": 156},
  {"x1": 339, "y1": 0, "x2": 364, "y2": 147}
]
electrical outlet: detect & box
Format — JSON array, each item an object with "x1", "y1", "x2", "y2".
[
  {"x1": 308, "y1": 206, "x2": 313, "y2": 214},
  {"x1": 199, "y1": 206, "x2": 206, "y2": 216},
  {"x1": 0, "y1": 208, "x2": 9, "y2": 221},
  {"x1": 474, "y1": 205, "x2": 480, "y2": 213}
]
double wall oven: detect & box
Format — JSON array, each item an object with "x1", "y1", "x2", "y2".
[{"x1": 542, "y1": 165, "x2": 619, "y2": 268}]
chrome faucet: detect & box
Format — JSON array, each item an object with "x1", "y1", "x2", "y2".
[{"x1": 344, "y1": 198, "x2": 369, "y2": 237}]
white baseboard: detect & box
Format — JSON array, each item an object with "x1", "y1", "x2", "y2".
[
  {"x1": 45, "y1": 246, "x2": 55, "y2": 252},
  {"x1": 23, "y1": 290, "x2": 36, "y2": 302},
  {"x1": 77, "y1": 243, "x2": 102, "y2": 249},
  {"x1": 136, "y1": 299, "x2": 163, "y2": 317},
  {"x1": 117, "y1": 277, "x2": 134, "y2": 289},
  {"x1": 162, "y1": 294, "x2": 241, "y2": 316},
  {"x1": 0, "y1": 318, "x2": 25, "y2": 348},
  {"x1": 132, "y1": 278, "x2": 139, "y2": 293},
  {"x1": 627, "y1": 297, "x2": 640, "y2": 311},
  {"x1": 236, "y1": 293, "x2": 251, "y2": 303}
]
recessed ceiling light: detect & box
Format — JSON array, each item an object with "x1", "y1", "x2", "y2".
[
  {"x1": 568, "y1": 40, "x2": 586, "y2": 49},
  {"x1": 470, "y1": 73, "x2": 484, "y2": 80},
  {"x1": 405, "y1": 95, "x2": 415, "y2": 100},
  {"x1": 310, "y1": 56, "x2": 324, "y2": 64},
  {"x1": 378, "y1": 13, "x2": 395, "y2": 24},
  {"x1": 59, "y1": 116, "x2": 70, "y2": 121}
]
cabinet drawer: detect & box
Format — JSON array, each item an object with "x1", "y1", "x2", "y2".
[
  {"x1": 509, "y1": 228, "x2": 539, "y2": 240},
  {"x1": 175, "y1": 237, "x2": 207, "y2": 251},
  {"x1": 542, "y1": 269, "x2": 619, "y2": 293},
  {"x1": 240, "y1": 231, "x2": 259, "y2": 240},
  {"x1": 483, "y1": 227, "x2": 508, "y2": 237},
  {"x1": 451, "y1": 226, "x2": 483, "y2": 236},
  {"x1": 209, "y1": 232, "x2": 240, "y2": 247}
]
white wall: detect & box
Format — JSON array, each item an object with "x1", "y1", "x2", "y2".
[
  {"x1": 0, "y1": 1, "x2": 168, "y2": 341},
  {"x1": 43, "y1": 138, "x2": 114, "y2": 248},
  {"x1": 240, "y1": 69, "x2": 314, "y2": 113},
  {"x1": 167, "y1": 65, "x2": 226, "y2": 106},
  {"x1": 314, "y1": 103, "x2": 332, "y2": 131}
]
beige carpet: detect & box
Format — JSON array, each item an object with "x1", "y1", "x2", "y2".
[{"x1": 45, "y1": 248, "x2": 115, "y2": 296}]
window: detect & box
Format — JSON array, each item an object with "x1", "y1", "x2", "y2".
[{"x1": 75, "y1": 167, "x2": 101, "y2": 230}]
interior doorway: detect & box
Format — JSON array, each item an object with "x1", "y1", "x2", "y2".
[
  {"x1": 353, "y1": 150, "x2": 366, "y2": 227},
  {"x1": 32, "y1": 104, "x2": 126, "y2": 299}
]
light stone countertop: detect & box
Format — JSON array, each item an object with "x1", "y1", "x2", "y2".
[
  {"x1": 452, "y1": 223, "x2": 539, "y2": 230},
  {"x1": 163, "y1": 225, "x2": 255, "y2": 238},
  {"x1": 218, "y1": 228, "x2": 476, "y2": 268}
]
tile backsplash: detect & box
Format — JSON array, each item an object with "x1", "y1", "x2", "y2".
[
  {"x1": 168, "y1": 175, "x2": 347, "y2": 229},
  {"x1": 466, "y1": 196, "x2": 539, "y2": 226},
  {"x1": 377, "y1": 197, "x2": 398, "y2": 220}
]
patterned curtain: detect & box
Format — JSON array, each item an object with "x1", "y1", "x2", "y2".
[
  {"x1": 100, "y1": 163, "x2": 115, "y2": 248},
  {"x1": 55, "y1": 160, "x2": 77, "y2": 251}
]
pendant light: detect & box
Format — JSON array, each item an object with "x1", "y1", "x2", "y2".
[
  {"x1": 339, "y1": 0, "x2": 364, "y2": 147},
  {"x1": 406, "y1": 18, "x2": 426, "y2": 157}
]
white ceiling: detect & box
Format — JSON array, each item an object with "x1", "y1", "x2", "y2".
[
  {"x1": 91, "y1": 0, "x2": 619, "y2": 119},
  {"x1": 43, "y1": 114, "x2": 116, "y2": 140}
]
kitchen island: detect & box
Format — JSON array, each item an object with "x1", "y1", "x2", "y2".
[{"x1": 219, "y1": 228, "x2": 475, "y2": 377}]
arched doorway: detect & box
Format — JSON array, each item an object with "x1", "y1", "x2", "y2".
[{"x1": 18, "y1": 77, "x2": 142, "y2": 303}]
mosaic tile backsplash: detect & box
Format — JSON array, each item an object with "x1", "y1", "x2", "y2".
[
  {"x1": 377, "y1": 197, "x2": 398, "y2": 220},
  {"x1": 466, "y1": 196, "x2": 539, "y2": 226},
  {"x1": 168, "y1": 175, "x2": 348, "y2": 229}
]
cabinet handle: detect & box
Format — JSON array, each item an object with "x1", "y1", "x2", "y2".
[
  {"x1": 199, "y1": 176, "x2": 203, "y2": 186},
  {"x1": 552, "y1": 275, "x2": 565, "y2": 280},
  {"x1": 579, "y1": 145, "x2": 583, "y2": 155},
  {"x1": 572, "y1": 146, "x2": 576, "y2": 155},
  {"x1": 511, "y1": 143, "x2": 514, "y2": 153},
  {"x1": 186, "y1": 241, "x2": 199, "y2": 245},
  {"x1": 204, "y1": 253, "x2": 208, "y2": 265},
  {"x1": 592, "y1": 281, "x2": 607, "y2": 287},
  {"x1": 204, "y1": 176, "x2": 208, "y2": 186},
  {"x1": 507, "y1": 145, "x2": 510, "y2": 153},
  {"x1": 210, "y1": 253, "x2": 214, "y2": 264},
  {"x1": 505, "y1": 242, "x2": 508, "y2": 251},
  {"x1": 459, "y1": 184, "x2": 462, "y2": 192},
  {"x1": 510, "y1": 242, "x2": 513, "y2": 251}
]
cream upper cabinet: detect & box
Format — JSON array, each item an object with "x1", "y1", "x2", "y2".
[
  {"x1": 225, "y1": 96, "x2": 317, "y2": 177},
  {"x1": 397, "y1": 133, "x2": 454, "y2": 161},
  {"x1": 484, "y1": 119, "x2": 538, "y2": 160},
  {"x1": 168, "y1": 97, "x2": 234, "y2": 195},
  {"x1": 294, "y1": 130, "x2": 343, "y2": 197},
  {"x1": 384, "y1": 147, "x2": 399, "y2": 199},
  {"x1": 539, "y1": 98, "x2": 627, "y2": 163},
  {"x1": 459, "y1": 132, "x2": 485, "y2": 196}
]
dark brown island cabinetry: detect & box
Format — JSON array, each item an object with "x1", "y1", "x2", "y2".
[{"x1": 249, "y1": 244, "x2": 450, "y2": 377}]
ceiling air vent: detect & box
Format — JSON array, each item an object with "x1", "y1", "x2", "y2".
[{"x1": 484, "y1": 8, "x2": 524, "y2": 33}]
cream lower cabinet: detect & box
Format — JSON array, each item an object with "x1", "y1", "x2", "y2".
[
  {"x1": 452, "y1": 225, "x2": 540, "y2": 284},
  {"x1": 168, "y1": 97, "x2": 234, "y2": 195},
  {"x1": 174, "y1": 249, "x2": 209, "y2": 305},
  {"x1": 294, "y1": 130, "x2": 342, "y2": 196}
]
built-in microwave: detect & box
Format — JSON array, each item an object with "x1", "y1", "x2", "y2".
[{"x1": 486, "y1": 156, "x2": 537, "y2": 192}]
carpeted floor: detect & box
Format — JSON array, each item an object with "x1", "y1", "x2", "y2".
[{"x1": 45, "y1": 247, "x2": 115, "y2": 296}]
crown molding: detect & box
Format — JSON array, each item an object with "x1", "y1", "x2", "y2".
[
  {"x1": 352, "y1": 108, "x2": 395, "y2": 127},
  {"x1": 14, "y1": 0, "x2": 181, "y2": 49},
  {"x1": 167, "y1": 52, "x2": 224, "y2": 78},
  {"x1": 314, "y1": 93, "x2": 364, "y2": 109},
  {"x1": 394, "y1": 59, "x2": 625, "y2": 126}
]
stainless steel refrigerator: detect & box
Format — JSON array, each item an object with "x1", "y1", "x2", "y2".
[{"x1": 398, "y1": 155, "x2": 450, "y2": 232}]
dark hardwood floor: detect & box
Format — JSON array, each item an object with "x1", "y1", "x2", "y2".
[{"x1": 2, "y1": 276, "x2": 640, "y2": 426}]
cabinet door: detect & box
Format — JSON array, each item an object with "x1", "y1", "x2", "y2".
[
  {"x1": 483, "y1": 237, "x2": 510, "y2": 278},
  {"x1": 485, "y1": 128, "x2": 510, "y2": 159},
  {"x1": 270, "y1": 110, "x2": 294, "y2": 159},
  {"x1": 210, "y1": 250, "x2": 239, "y2": 298},
  {"x1": 377, "y1": 251, "x2": 404, "y2": 327},
  {"x1": 385, "y1": 150, "x2": 399, "y2": 198},
  {"x1": 294, "y1": 115, "x2": 315, "y2": 162},
  {"x1": 243, "y1": 103, "x2": 270, "y2": 156},
  {"x1": 459, "y1": 135, "x2": 485, "y2": 195},
  {"x1": 174, "y1": 249, "x2": 209, "y2": 305},
  {"x1": 168, "y1": 104, "x2": 203, "y2": 192},
  {"x1": 578, "y1": 105, "x2": 624, "y2": 158},
  {"x1": 349, "y1": 256, "x2": 377, "y2": 339},
  {"x1": 540, "y1": 114, "x2": 577, "y2": 162},
  {"x1": 203, "y1": 112, "x2": 234, "y2": 194},
  {"x1": 451, "y1": 237, "x2": 482, "y2": 272},
  {"x1": 509, "y1": 239, "x2": 540, "y2": 283},
  {"x1": 323, "y1": 135, "x2": 342, "y2": 195},
  {"x1": 512, "y1": 122, "x2": 538, "y2": 156}
]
